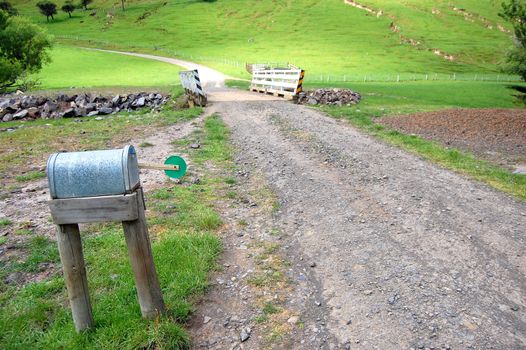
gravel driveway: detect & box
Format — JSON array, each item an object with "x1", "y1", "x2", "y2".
[{"x1": 207, "y1": 90, "x2": 526, "y2": 349}]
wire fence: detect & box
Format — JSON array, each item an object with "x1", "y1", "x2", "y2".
[
  {"x1": 57, "y1": 35, "x2": 521, "y2": 83},
  {"x1": 308, "y1": 73, "x2": 521, "y2": 83}
]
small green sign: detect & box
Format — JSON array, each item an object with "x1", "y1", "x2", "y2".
[{"x1": 164, "y1": 156, "x2": 187, "y2": 179}]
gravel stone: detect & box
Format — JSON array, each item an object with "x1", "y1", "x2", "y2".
[{"x1": 240, "y1": 327, "x2": 251, "y2": 342}]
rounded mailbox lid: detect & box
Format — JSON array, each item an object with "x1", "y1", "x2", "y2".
[{"x1": 47, "y1": 145, "x2": 141, "y2": 199}]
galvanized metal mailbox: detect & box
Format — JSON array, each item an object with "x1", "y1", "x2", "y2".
[
  {"x1": 47, "y1": 145, "x2": 140, "y2": 199},
  {"x1": 46, "y1": 145, "x2": 167, "y2": 332}
]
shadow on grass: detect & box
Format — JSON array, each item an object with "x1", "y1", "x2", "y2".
[{"x1": 506, "y1": 84, "x2": 526, "y2": 106}]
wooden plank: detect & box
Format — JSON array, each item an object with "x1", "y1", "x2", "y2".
[
  {"x1": 122, "y1": 188, "x2": 166, "y2": 319},
  {"x1": 49, "y1": 193, "x2": 138, "y2": 224},
  {"x1": 253, "y1": 69, "x2": 302, "y2": 75},
  {"x1": 56, "y1": 223, "x2": 94, "y2": 332},
  {"x1": 253, "y1": 74, "x2": 301, "y2": 80},
  {"x1": 252, "y1": 80, "x2": 298, "y2": 89},
  {"x1": 138, "y1": 163, "x2": 179, "y2": 171}
]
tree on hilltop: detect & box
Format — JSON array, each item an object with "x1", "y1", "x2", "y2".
[
  {"x1": 80, "y1": 0, "x2": 92, "y2": 10},
  {"x1": 61, "y1": 1, "x2": 75, "y2": 17},
  {"x1": 500, "y1": 0, "x2": 526, "y2": 81},
  {"x1": 0, "y1": 0, "x2": 17, "y2": 16},
  {"x1": 36, "y1": 1, "x2": 57, "y2": 21}
]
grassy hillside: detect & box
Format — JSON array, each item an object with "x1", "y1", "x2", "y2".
[
  {"x1": 33, "y1": 46, "x2": 183, "y2": 89},
  {"x1": 10, "y1": 0, "x2": 514, "y2": 79}
]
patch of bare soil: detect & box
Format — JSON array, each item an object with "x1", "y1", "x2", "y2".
[{"x1": 377, "y1": 108, "x2": 526, "y2": 169}]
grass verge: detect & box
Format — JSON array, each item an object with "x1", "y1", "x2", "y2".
[{"x1": 0, "y1": 109, "x2": 236, "y2": 349}]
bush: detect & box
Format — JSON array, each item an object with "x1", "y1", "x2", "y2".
[
  {"x1": 500, "y1": 0, "x2": 526, "y2": 81},
  {"x1": 0, "y1": 10, "x2": 52, "y2": 91},
  {"x1": 0, "y1": 0, "x2": 17, "y2": 16}
]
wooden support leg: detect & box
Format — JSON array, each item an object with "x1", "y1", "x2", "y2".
[
  {"x1": 56, "y1": 224, "x2": 94, "y2": 332},
  {"x1": 122, "y1": 189, "x2": 165, "y2": 319}
]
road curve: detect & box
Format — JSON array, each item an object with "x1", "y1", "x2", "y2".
[{"x1": 84, "y1": 48, "x2": 237, "y2": 88}]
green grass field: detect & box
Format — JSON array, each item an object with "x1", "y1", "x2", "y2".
[
  {"x1": 11, "y1": 0, "x2": 515, "y2": 80},
  {"x1": 32, "y1": 45, "x2": 183, "y2": 89}
]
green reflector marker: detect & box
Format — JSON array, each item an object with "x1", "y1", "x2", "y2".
[{"x1": 164, "y1": 156, "x2": 187, "y2": 179}]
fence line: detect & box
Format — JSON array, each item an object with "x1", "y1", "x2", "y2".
[
  {"x1": 309, "y1": 73, "x2": 521, "y2": 83},
  {"x1": 57, "y1": 35, "x2": 521, "y2": 83}
]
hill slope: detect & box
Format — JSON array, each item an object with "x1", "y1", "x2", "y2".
[{"x1": 11, "y1": 0, "x2": 515, "y2": 78}]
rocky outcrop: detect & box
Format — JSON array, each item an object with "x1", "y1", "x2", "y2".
[{"x1": 0, "y1": 92, "x2": 170, "y2": 122}]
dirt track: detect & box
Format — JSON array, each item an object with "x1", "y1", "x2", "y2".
[{"x1": 201, "y1": 89, "x2": 526, "y2": 349}]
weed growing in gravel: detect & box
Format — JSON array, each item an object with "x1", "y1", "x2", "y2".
[
  {"x1": 15, "y1": 229, "x2": 34, "y2": 235},
  {"x1": 225, "y1": 177, "x2": 237, "y2": 185},
  {"x1": 138, "y1": 141, "x2": 154, "y2": 147},
  {"x1": 0, "y1": 219, "x2": 12, "y2": 227},
  {"x1": 192, "y1": 114, "x2": 233, "y2": 165},
  {"x1": 262, "y1": 301, "x2": 281, "y2": 315},
  {"x1": 269, "y1": 228, "x2": 281, "y2": 237},
  {"x1": 255, "y1": 314, "x2": 268, "y2": 324},
  {"x1": 15, "y1": 171, "x2": 46, "y2": 182},
  {"x1": 271, "y1": 200, "x2": 281, "y2": 213},
  {"x1": 267, "y1": 325, "x2": 287, "y2": 342}
]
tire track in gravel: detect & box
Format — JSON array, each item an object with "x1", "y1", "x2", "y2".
[{"x1": 207, "y1": 90, "x2": 526, "y2": 349}]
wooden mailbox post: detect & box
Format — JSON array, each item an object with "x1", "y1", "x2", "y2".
[{"x1": 47, "y1": 146, "x2": 165, "y2": 332}]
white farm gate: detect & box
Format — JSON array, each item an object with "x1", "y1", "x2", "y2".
[{"x1": 250, "y1": 68, "x2": 305, "y2": 99}]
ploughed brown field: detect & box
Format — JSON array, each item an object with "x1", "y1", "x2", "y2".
[{"x1": 377, "y1": 109, "x2": 526, "y2": 170}]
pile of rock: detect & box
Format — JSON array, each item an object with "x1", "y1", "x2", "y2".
[
  {"x1": 0, "y1": 92, "x2": 170, "y2": 122},
  {"x1": 296, "y1": 88, "x2": 361, "y2": 106}
]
